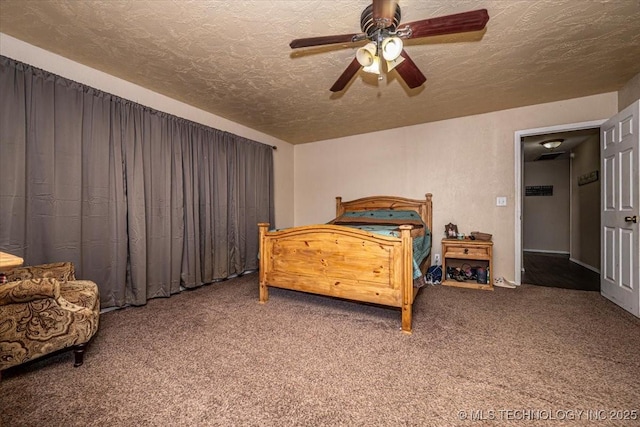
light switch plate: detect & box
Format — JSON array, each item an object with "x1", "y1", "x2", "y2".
[{"x1": 496, "y1": 196, "x2": 507, "y2": 206}]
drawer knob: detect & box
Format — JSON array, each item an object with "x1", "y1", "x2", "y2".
[{"x1": 464, "y1": 248, "x2": 469, "y2": 254}]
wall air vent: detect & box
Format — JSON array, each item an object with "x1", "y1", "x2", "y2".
[{"x1": 535, "y1": 151, "x2": 566, "y2": 161}]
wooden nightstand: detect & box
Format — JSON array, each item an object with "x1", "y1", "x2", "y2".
[{"x1": 441, "y1": 238, "x2": 493, "y2": 291}]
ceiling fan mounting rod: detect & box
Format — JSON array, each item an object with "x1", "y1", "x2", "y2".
[
  {"x1": 375, "y1": 29, "x2": 383, "y2": 50},
  {"x1": 369, "y1": 28, "x2": 387, "y2": 41},
  {"x1": 361, "y1": 3, "x2": 401, "y2": 37}
]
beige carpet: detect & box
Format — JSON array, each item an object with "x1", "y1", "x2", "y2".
[{"x1": 1, "y1": 273, "x2": 639, "y2": 426}]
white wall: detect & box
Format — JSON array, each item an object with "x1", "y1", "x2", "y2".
[
  {"x1": 294, "y1": 93, "x2": 618, "y2": 282},
  {"x1": 523, "y1": 159, "x2": 570, "y2": 253},
  {"x1": 570, "y1": 135, "x2": 601, "y2": 269},
  {"x1": 618, "y1": 71, "x2": 640, "y2": 111},
  {"x1": 0, "y1": 33, "x2": 295, "y2": 229}
]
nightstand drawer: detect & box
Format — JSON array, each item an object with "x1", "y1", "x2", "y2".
[{"x1": 445, "y1": 245, "x2": 490, "y2": 258}]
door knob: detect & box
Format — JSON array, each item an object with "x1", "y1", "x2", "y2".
[{"x1": 625, "y1": 215, "x2": 638, "y2": 223}]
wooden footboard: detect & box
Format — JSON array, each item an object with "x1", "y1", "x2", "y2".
[
  {"x1": 258, "y1": 193, "x2": 432, "y2": 334},
  {"x1": 258, "y1": 223, "x2": 416, "y2": 333}
]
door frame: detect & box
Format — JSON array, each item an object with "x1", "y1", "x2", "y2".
[{"x1": 514, "y1": 119, "x2": 606, "y2": 285}]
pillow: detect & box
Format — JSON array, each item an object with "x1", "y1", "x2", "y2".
[{"x1": 330, "y1": 209, "x2": 424, "y2": 228}]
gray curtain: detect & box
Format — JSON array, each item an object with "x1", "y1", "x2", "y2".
[{"x1": 0, "y1": 56, "x2": 274, "y2": 308}]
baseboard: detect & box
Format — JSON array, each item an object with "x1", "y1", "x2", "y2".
[
  {"x1": 569, "y1": 257, "x2": 600, "y2": 274},
  {"x1": 523, "y1": 249, "x2": 570, "y2": 255}
]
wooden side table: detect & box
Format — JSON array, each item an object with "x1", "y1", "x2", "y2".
[
  {"x1": 0, "y1": 251, "x2": 24, "y2": 270},
  {"x1": 441, "y1": 238, "x2": 493, "y2": 291}
]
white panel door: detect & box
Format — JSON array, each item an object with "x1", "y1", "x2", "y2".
[{"x1": 601, "y1": 100, "x2": 639, "y2": 317}]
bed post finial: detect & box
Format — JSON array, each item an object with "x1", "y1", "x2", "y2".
[
  {"x1": 424, "y1": 193, "x2": 433, "y2": 234},
  {"x1": 336, "y1": 196, "x2": 344, "y2": 217}
]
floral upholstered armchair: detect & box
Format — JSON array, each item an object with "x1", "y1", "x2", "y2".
[{"x1": 0, "y1": 262, "x2": 100, "y2": 371}]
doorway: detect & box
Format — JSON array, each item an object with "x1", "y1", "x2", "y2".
[
  {"x1": 521, "y1": 252, "x2": 600, "y2": 291},
  {"x1": 514, "y1": 121, "x2": 605, "y2": 290}
]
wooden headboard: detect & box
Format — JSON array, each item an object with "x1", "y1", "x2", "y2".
[{"x1": 335, "y1": 194, "x2": 433, "y2": 232}]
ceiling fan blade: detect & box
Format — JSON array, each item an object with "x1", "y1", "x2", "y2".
[
  {"x1": 394, "y1": 50, "x2": 426, "y2": 89},
  {"x1": 330, "y1": 58, "x2": 362, "y2": 92},
  {"x1": 402, "y1": 9, "x2": 489, "y2": 39},
  {"x1": 290, "y1": 33, "x2": 361, "y2": 49},
  {"x1": 372, "y1": 0, "x2": 398, "y2": 28}
]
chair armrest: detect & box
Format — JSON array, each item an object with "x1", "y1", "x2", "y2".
[
  {"x1": 0, "y1": 278, "x2": 60, "y2": 305},
  {"x1": 4, "y1": 262, "x2": 76, "y2": 282}
]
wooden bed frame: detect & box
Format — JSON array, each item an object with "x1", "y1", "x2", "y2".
[{"x1": 258, "y1": 194, "x2": 433, "y2": 334}]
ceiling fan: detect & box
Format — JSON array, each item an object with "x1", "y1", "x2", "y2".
[{"x1": 289, "y1": 0, "x2": 489, "y2": 92}]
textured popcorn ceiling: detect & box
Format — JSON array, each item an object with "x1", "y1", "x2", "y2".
[{"x1": 1, "y1": 0, "x2": 639, "y2": 144}]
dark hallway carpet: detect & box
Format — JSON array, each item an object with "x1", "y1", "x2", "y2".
[{"x1": 522, "y1": 252, "x2": 600, "y2": 292}]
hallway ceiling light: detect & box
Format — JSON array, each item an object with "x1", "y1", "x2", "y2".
[{"x1": 540, "y1": 139, "x2": 564, "y2": 150}]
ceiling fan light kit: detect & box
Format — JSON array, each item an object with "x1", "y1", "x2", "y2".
[
  {"x1": 381, "y1": 37, "x2": 403, "y2": 61},
  {"x1": 364, "y1": 55, "x2": 382, "y2": 75},
  {"x1": 356, "y1": 37, "x2": 404, "y2": 76},
  {"x1": 289, "y1": 0, "x2": 490, "y2": 92},
  {"x1": 356, "y1": 42, "x2": 377, "y2": 67},
  {"x1": 385, "y1": 54, "x2": 405, "y2": 72}
]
